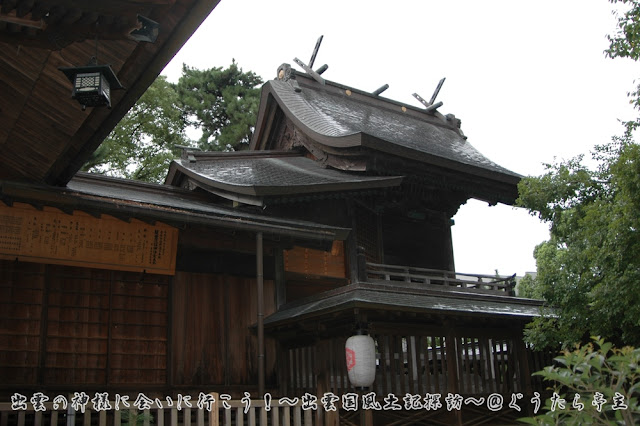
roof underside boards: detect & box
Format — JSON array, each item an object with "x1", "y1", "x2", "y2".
[
  {"x1": 0, "y1": 0, "x2": 221, "y2": 186},
  {"x1": 167, "y1": 151, "x2": 403, "y2": 199},
  {"x1": 254, "y1": 73, "x2": 521, "y2": 185},
  {"x1": 0, "y1": 173, "x2": 351, "y2": 243},
  {"x1": 264, "y1": 282, "x2": 544, "y2": 329}
]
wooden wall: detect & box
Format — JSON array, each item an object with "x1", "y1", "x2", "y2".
[
  {"x1": 0, "y1": 259, "x2": 169, "y2": 393},
  {"x1": 283, "y1": 242, "x2": 345, "y2": 278},
  {"x1": 282, "y1": 242, "x2": 348, "y2": 302},
  {"x1": 171, "y1": 272, "x2": 277, "y2": 390},
  {"x1": 0, "y1": 259, "x2": 276, "y2": 397},
  {"x1": 381, "y1": 213, "x2": 454, "y2": 271},
  {"x1": 0, "y1": 260, "x2": 44, "y2": 387}
]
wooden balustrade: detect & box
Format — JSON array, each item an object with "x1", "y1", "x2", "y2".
[{"x1": 365, "y1": 262, "x2": 516, "y2": 296}]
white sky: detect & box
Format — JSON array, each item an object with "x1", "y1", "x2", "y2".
[{"x1": 162, "y1": 0, "x2": 637, "y2": 276}]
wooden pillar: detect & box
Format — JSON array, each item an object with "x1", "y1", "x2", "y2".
[
  {"x1": 256, "y1": 232, "x2": 265, "y2": 397},
  {"x1": 444, "y1": 320, "x2": 462, "y2": 426},
  {"x1": 274, "y1": 247, "x2": 286, "y2": 309},
  {"x1": 444, "y1": 216, "x2": 456, "y2": 272},
  {"x1": 515, "y1": 327, "x2": 534, "y2": 396},
  {"x1": 316, "y1": 339, "x2": 339, "y2": 426},
  {"x1": 360, "y1": 406, "x2": 373, "y2": 426},
  {"x1": 36, "y1": 264, "x2": 50, "y2": 386},
  {"x1": 346, "y1": 200, "x2": 360, "y2": 283}
]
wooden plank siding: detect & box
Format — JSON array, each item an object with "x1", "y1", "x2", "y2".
[
  {"x1": 0, "y1": 259, "x2": 278, "y2": 396},
  {"x1": 0, "y1": 260, "x2": 45, "y2": 386},
  {"x1": 283, "y1": 243, "x2": 348, "y2": 302},
  {"x1": 0, "y1": 260, "x2": 169, "y2": 391},
  {"x1": 171, "y1": 272, "x2": 277, "y2": 390},
  {"x1": 283, "y1": 242, "x2": 346, "y2": 279}
]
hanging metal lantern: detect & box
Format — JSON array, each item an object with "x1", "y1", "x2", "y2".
[
  {"x1": 345, "y1": 333, "x2": 376, "y2": 388},
  {"x1": 59, "y1": 64, "x2": 124, "y2": 110}
]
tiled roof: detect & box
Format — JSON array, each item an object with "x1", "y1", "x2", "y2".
[
  {"x1": 167, "y1": 151, "x2": 402, "y2": 197},
  {"x1": 264, "y1": 282, "x2": 543, "y2": 327},
  {"x1": 0, "y1": 173, "x2": 350, "y2": 242},
  {"x1": 258, "y1": 73, "x2": 521, "y2": 181}
]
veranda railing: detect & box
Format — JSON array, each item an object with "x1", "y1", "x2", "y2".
[{"x1": 365, "y1": 262, "x2": 516, "y2": 296}]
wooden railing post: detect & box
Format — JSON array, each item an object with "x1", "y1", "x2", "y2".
[
  {"x1": 356, "y1": 246, "x2": 367, "y2": 282},
  {"x1": 208, "y1": 392, "x2": 219, "y2": 426}
]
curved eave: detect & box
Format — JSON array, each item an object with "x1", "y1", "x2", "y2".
[
  {"x1": 251, "y1": 84, "x2": 363, "y2": 150},
  {"x1": 167, "y1": 157, "x2": 404, "y2": 198}
]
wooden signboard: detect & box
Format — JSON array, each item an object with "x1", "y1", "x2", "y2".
[{"x1": 0, "y1": 203, "x2": 178, "y2": 275}]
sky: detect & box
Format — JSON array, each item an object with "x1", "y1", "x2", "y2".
[{"x1": 162, "y1": 0, "x2": 637, "y2": 276}]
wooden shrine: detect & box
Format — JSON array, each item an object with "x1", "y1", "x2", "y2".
[{"x1": 0, "y1": 8, "x2": 548, "y2": 422}]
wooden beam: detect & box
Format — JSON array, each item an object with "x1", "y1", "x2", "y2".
[{"x1": 293, "y1": 57, "x2": 325, "y2": 85}]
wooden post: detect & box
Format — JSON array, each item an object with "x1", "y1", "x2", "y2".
[
  {"x1": 360, "y1": 408, "x2": 373, "y2": 426},
  {"x1": 208, "y1": 392, "x2": 219, "y2": 426},
  {"x1": 347, "y1": 201, "x2": 359, "y2": 284},
  {"x1": 316, "y1": 340, "x2": 339, "y2": 426},
  {"x1": 257, "y1": 232, "x2": 265, "y2": 397},
  {"x1": 444, "y1": 321, "x2": 462, "y2": 426},
  {"x1": 274, "y1": 247, "x2": 286, "y2": 309},
  {"x1": 356, "y1": 246, "x2": 367, "y2": 283}
]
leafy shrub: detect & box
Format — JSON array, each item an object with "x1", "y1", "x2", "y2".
[{"x1": 520, "y1": 337, "x2": 639, "y2": 425}]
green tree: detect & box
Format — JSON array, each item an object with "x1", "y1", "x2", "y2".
[
  {"x1": 176, "y1": 61, "x2": 263, "y2": 151},
  {"x1": 83, "y1": 75, "x2": 189, "y2": 183},
  {"x1": 84, "y1": 62, "x2": 263, "y2": 182},
  {"x1": 516, "y1": 273, "x2": 542, "y2": 299},
  {"x1": 518, "y1": 135, "x2": 640, "y2": 349},
  {"x1": 516, "y1": 0, "x2": 640, "y2": 350},
  {"x1": 607, "y1": 0, "x2": 640, "y2": 130}
]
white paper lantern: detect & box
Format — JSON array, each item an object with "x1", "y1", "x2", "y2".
[{"x1": 345, "y1": 334, "x2": 376, "y2": 388}]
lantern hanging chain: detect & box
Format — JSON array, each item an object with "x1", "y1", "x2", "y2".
[{"x1": 89, "y1": 22, "x2": 99, "y2": 66}]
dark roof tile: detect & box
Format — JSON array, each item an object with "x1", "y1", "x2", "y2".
[
  {"x1": 265, "y1": 75, "x2": 520, "y2": 179},
  {"x1": 169, "y1": 152, "x2": 403, "y2": 197}
]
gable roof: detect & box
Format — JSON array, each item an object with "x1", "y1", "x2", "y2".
[
  {"x1": 0, "y1": 0, "x2": 220, "y2": 186},
  {"x1": 250, "y1": 69, "x2": 521, "y2": 204}
]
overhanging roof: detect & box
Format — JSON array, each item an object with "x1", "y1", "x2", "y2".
[
  {"x1": 0, "y1": 173, "x2": 351, "y2": 243},
  {"x1": 0, "y1": 0, "x2": 220, "y2": 186},
  {"x1": 264, "y1": 281, "x2": 544, "y2": 329},
  {"x1": 166, "y1": 150, "x2": 403, "y2": 206}
]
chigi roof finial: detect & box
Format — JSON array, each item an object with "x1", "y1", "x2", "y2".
[
  {"x1": 412, "y1": 77, "x2": 446, "y2": 113},
  {"x1": 293, "y1": 35, "x2": 328, "y2": 85}
]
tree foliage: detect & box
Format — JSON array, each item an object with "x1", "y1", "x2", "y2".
[
  {"x1": 516, "y1": 1, "x2": 640, "y2": 350},
  {"x1": 516, "y1": 273, "x2": 542, "y2": 299},
  {"x1": 518, "y1": 137, "x2": 640, "y2": 349},
  {"x1": 83, "y1": 62, "x2": 263, "y2": 182},
  {"x1": 607, "y1": 0, "x2": 640, "y2": 130},
  {"x1": 519, "y1": 337, "x2": 640, "y2": 425},
  {"x1": 83, "y1": 75, "x2": 188, "y2": 183},
  {"x1": 176, "y1": 61, "x2": 263, "y2": 151}
]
